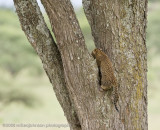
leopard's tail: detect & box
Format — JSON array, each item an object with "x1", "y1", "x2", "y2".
[{"x1": 113, "y1": 85, "x2": 119, "y2": 112}]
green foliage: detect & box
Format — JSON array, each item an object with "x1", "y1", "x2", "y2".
[
  {"x1": 76, "y1": 8, "x2": 95, "y2": 52},
  {"x1": 149, "y1": 0, "x2": 160, "y2": 2},
  {"x1": 0, "y1": 9, "x2": 43, "y2": 76},
  {"x1": 0, "y1": 87, "x2": 40, "y2": 108},
  {"x1": 147, "y1": 3, "x2": 160, "y2": 96},
  {"x1": 147, "y1": 4, "x2": 160, "y2": 57}
]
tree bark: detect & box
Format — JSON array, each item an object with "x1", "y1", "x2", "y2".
[
  {"x1": 83, "y1": 0, "x2": 148, "y2": 129},
  {"x1": 13, "y1": 0, "x2": 81, "y2": 129},
  {"x1": 13, "y1": 0, "x2": 148, "y2": 130}
]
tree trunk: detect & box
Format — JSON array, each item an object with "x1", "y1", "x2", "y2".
[
  {"x1": 13, "y1": 0, "x2": 148, "y2": 130},
  {"x1": 83, "y1": 0, "x2": 148, "y2": 129}
]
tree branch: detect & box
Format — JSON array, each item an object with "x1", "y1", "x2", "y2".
[
  {"x1": 83, "y1": 0, "x2": 126, "y2": 60},
  {"x1": 40, "y1": 0, "x2": 114, "y2": 129},
  {"x1": 13, "y1": 0, "x2": 81, "y2": 129}
]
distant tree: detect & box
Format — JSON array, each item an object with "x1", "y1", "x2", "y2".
[
  {"x1": 0, "y1": 9, "x2": 43, "y2": 76},
  {"x1": 13, "y1": 0, "x2": 148, "y2": 129},
  {"x1": 149, "y1": 0, "x2": 160, "y2": 2}
]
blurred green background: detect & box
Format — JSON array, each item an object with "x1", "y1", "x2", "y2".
[{"x1": 0, "y1": 0, "x2": 160, "y2": 130}]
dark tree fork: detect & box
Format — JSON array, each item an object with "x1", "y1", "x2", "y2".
[{"x1": 13, "y1": 0, "x2": 148, "y2": 130}]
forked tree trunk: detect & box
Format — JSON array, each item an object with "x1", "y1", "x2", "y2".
[{"x1": 13, "y1": 0, "x2": 148, "y2": 130}]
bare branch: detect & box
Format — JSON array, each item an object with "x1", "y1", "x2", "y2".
[
  {"x1": 82, "y1": 0, "x2": 119, "y2": 58},
  {"x1": 13, "y1": 0, "x2": 81, "y2": 129},
  {"x1": 40, "y1": 0, "x2": 112, "y2": 129}
]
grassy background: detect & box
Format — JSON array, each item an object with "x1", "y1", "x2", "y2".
[{"x1": 0, "y1": 1, "x2": 160, "y2": 130}]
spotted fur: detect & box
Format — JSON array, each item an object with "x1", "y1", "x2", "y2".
[{"x1": 92, "y1": 48, "x2": 119, "y2": 112}]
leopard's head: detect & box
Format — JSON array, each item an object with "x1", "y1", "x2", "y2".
[{"x1": 91, "y1": 48, "x2": 103, "y2": 59}]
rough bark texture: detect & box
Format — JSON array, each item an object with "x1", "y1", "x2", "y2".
[
  {"x1": 14, "y1": 0, "x2": 148, "y2": 130},
  {"x1": 40, "y1": 0, "x2": 110, "y2": 129},
  {"x1": 13, "y1": 0, "x2": 80, "y2": 129},
  {"x1": 83, "y1": 0, "x2": 148, "y2": 129}
]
